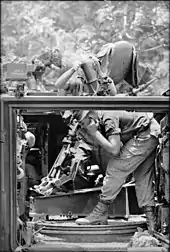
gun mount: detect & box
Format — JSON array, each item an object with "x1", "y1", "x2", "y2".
[{"x1": 31, "y1": 116, "x2": 94, "y2": 196}]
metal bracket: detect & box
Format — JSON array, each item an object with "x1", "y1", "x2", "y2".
[{"x1": 0, "y1": 130, "x2": 6, "y2": 143}]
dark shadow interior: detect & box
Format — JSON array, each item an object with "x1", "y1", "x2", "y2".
[{"x1": 24, "y1": 113, "x2": 68, "y2": 174}]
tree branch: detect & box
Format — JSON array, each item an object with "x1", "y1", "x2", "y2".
[
  {"x1": 152, "y1": 26, "x2": 168, "y2": 37},
  {"x1": 141, "y1": 44, "x2": 163, "y2": 52}
]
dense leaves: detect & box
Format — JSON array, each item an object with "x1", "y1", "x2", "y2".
[{"x1": 1, "y1": 1, "x2": 169, "y2": 95}]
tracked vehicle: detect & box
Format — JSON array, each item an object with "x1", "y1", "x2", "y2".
[{"x1": 0, "y1": 58, "x2": 169, "y2": 251}]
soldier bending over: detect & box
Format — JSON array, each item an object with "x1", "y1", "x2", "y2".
[{"x1": 74, "y1": 109, "x2": 160, "y2": 234}]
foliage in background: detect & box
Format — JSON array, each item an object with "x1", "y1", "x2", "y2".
[{"x1": 1, "y1": 1, "x2": 169, "y2": 94}]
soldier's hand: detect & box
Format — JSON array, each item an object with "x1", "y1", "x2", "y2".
[
  {"x1": 86, "y1": 118, "x2": 98, "y2": 135},
  {"x1": 72, "y1": 61, "x2": 82, "y2": 71}
]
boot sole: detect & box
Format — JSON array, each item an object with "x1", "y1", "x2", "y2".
[{"x1": 76, "y1": 220, "x2": 108, "y2": 225}]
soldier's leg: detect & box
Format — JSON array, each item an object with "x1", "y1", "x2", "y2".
[
  {"x1": 100, "y1": 134, "x2": 158, "y2": 203},
  {"x1": 76, "y1": 132, "x2": 158, "y2": 225},
  {"x1": 133, "y1": 150, "x2": 156, "y2": 208},
  {"x1": 101, "y1": 133, "x2": 158, "y2": 232}
]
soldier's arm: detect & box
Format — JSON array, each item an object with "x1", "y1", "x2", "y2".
[
  {"x1": 55, "y1": 63, "x2": 81, "y2": 90},
  {"x1": 92, "y1": 130, "x2": 121, "y2": 156},
  {"x1": 86, "y1": 118, "x2": 121, "y2": 156}
]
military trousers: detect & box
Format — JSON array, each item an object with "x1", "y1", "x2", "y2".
[{"x1": 100, "y1": 129, "x2": 158, "y2": 208}]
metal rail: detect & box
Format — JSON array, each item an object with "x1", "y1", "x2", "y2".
[{"x1": 1, "y1": 95, "x2": 169, "y2": 112}]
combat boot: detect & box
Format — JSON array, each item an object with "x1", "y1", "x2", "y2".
[
  {"x1": 143, "y1": 206, "x2": 157, "y2": 234},
  {"x1": 75, "y1": 201, "x2": 109, "y2": 225}
]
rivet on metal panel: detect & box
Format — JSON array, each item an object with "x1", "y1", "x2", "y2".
[{"x1": 67, "y1": 211, "x2": 73, "y2": 218}]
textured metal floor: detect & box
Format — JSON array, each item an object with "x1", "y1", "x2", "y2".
[
  {"x1": 28, "y1": 241, "x2": 128, "y2": 252},
  {"x1": 27, "y1": 242, "x2": 167, "y2": 252},
  {"x1": 33, "y1": 217, "x2": 146, "y2": 243},
  {"x1": 26, "y1": 216, "x2": 167, "y2": 252},
  {"x1": 27, "y1": 217, "x2": 145, "y2": 252}
]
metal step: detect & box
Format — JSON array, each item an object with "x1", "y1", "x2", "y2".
[
  {"x1": 28, "y1": 241, "x2": 128, "y2": 252},
  {"x1": 27, "y1": 241, "x2": 167, "y2": 252},
  {"x1": 25, "y1": 216, "x2": 168, "y2": 252},
  {"x1": 33, "y1": 217, "x2": 146, "y2": 243},
  {"x1": 27, "y1": 216, "x2": 168, "y2": 252}
]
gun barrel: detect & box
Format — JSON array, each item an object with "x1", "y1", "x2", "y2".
[{"x1": 132, "y1": 77, "x2": 157, "y2": 95}]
